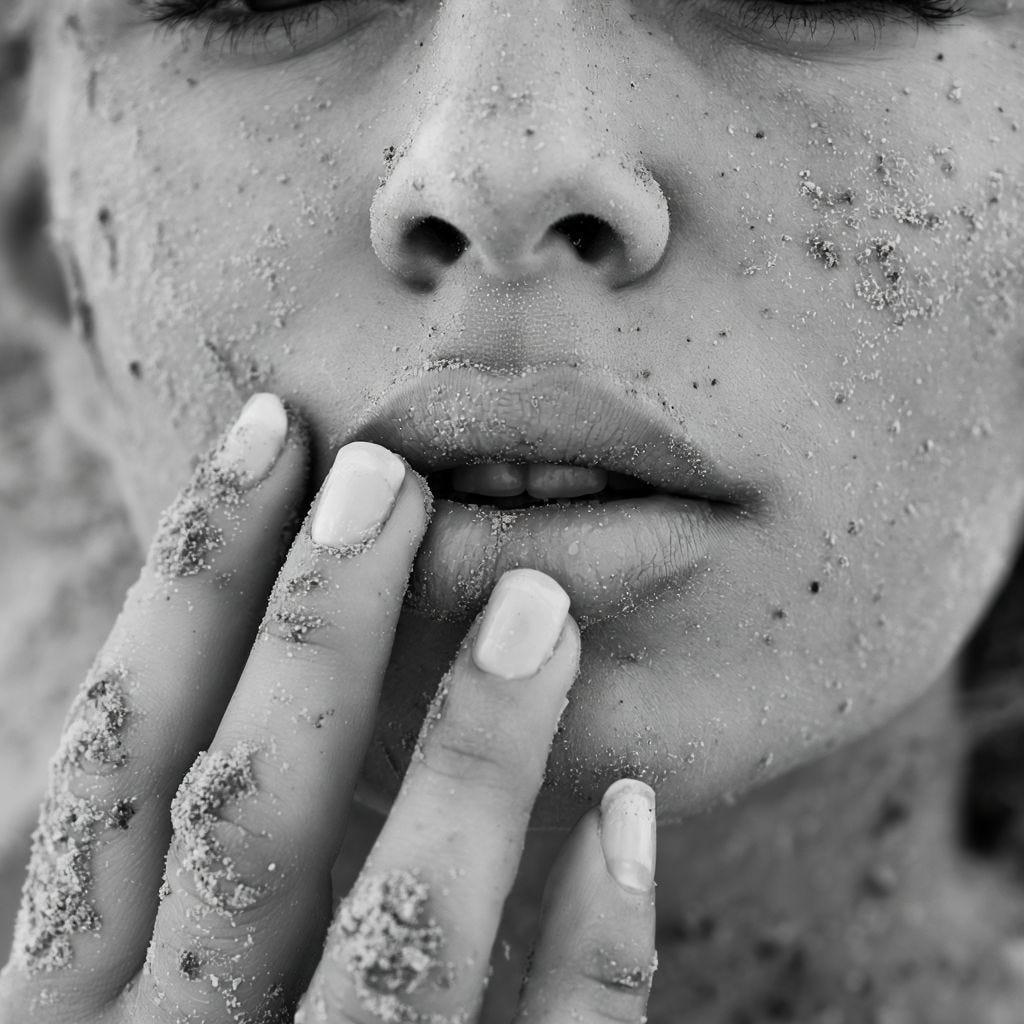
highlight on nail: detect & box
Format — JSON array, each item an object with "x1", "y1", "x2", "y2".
[
  {"x1": 310, "y1": 442, "x2": 406, "y2": 551},
  {"x1": 600, "y1": 778, "x2": 657, "y2": 894},
  {"x1": 472, "y1": 568, "x2": 571, "y2": 680},
  {"x1": 211, "y1": 392, "x2": 289, "y2": 488}
]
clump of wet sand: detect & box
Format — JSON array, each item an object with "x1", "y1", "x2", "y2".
[
  {"x1": 10, "y1": 665, "x2": 131, "y2": 973},
  {"x1": 150, "y1": 435, "x2": 258, "y2": 580},
  {"x1": 332, "y1": 869, "x2": 460, "y2": 1024},
  {"x1": 168, "y1": 742, "x2": 260, "y2": 914}
]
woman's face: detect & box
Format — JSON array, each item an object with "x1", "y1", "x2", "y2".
[{"x1": 43, "y1": 0, "x2": 1024, "y2": 824}]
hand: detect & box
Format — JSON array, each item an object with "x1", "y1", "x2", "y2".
[{"x1": 0, "y1": 393, "x2": 658, "y2": 1023}]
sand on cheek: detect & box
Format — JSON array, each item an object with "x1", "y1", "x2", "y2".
[{"x1": 794, "y1": 148, "x2": 1022, "y2": 335}]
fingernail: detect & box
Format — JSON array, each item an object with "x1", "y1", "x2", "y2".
[
  {"x1": 472, "y1": 569, "x2": 570, "y2": 680},
  {"x1": 311, "y1": 442, "x2": 406, "y2": 550},
  {"x1": 210, "y1": 393, "x2": 289, "y2": 487},
  {"x1": 600, "y1": 779, "x2": 657, "y2": 894}
]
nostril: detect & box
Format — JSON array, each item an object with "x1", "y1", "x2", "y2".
[
  {"x1": 405, "y1": 216, "x2": 469, "y2": 266},
  {"x1": 550, "y1": 214, "x2": 617, "y2": 264}
]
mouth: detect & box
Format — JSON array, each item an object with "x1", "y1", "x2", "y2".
[
  {"x1": 428, "y1": 462, "x2": 658, "y2": 509},
  {"x1": 342, "y1": 363, "x2": 760, "y2": 624}
]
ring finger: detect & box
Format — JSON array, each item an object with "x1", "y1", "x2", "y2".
[{"x1": 302, "y1": 568, "x2": 580, "y2": 1023}]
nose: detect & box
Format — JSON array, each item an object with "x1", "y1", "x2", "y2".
[{"x1": 369, "y1": 0, "x2": 670, "y2": 291}]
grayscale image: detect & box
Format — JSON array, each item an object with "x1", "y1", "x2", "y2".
[{"x1": 0, "y1": 1, "x2": 1023, "y2": 1020}]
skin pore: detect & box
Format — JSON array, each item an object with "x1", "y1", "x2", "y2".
[{"x1": 30, "y1": 0, "x2": 1024, "y2": 1017}]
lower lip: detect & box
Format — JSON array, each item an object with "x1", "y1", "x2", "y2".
[{"x1": 407, "y1": 494, "x2": 719, "y2": 625}]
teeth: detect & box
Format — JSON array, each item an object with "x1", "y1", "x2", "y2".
[
  {"x1": 450, "y1": 463, "x2": 527, "y2": 497},
  {"x1": 526, "y1": 465, "x2": 608, "y2": 499},
  {"x1": 449, "y1": 462, "x2": 610, "y2": 500}
]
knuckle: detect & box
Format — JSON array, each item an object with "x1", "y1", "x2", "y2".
[
  {"x1": 11, "y1": 667, "x2": 139, "y2": 976},
  {"x1": 260, "y1": 569, "x2": 337, "y2": 652},
  {"x1": 165, "y1": 819, "x2": 278, "y2": 919},
  {"x1": 575, "y1": 947, "x2": 657, "y2": 1024},
  {"x1": 148, "y1": 933, "x2": 298, "y2": 1024},
  {"x1": 259, "y1": 607, "x2": 333, "y2": 652},
  {"x1": 417, "y1": 725, "x2": 522, "y2": 790},
  {"x1": 57, "y1": 665, "x2": 131, "y2": 780},
  {"x1": 150, "y1": 482, "x2": 229, "y2": 581},
  {"x1": 166, "y1": 744, "x2": 282, "y2": 918}
]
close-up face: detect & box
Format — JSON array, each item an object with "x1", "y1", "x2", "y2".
[{"x1": 40, "y1": 0, "x2": 1024, "y2": 826}]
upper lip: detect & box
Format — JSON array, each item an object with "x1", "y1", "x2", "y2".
[{"x1": 340, "y1": 363, "x2": 760, "y2": 507}]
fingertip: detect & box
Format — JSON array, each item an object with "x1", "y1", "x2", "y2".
[
  {"x1": 599, "y1": 779, "x2": 657, "y2": 896},
  {"x1": 519, "y1": 799, "x2": 657, "y2": 1022},
  {"x1": 394, "y1": 459, "x2": 434, "y2": 546},
  {"x1": 210, "y1": 392, "x2": 290, "y2": 487},
  {"x1": 471, "y1": 570, "x2": 567, "y2": 679}
]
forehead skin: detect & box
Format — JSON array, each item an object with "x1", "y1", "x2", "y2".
[{"x1": 39, "y1": 0, "x2": 1024, "y2": 822}]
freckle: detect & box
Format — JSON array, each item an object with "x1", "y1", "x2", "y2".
[
  {"x1": 810, "y1": 581, "x2": 821, "y2": 594},
  {"x1": 128, "y1": 360, "x2": 143, "y2": 380}
]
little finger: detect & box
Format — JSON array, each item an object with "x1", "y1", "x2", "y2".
[{"x1": 514, "y1": 780, "x2": 658, "y2": 1024}]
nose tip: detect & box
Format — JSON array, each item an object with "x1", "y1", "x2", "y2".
[{"x1": 370, "y1": 135, "x2": 671, "y2": 290}]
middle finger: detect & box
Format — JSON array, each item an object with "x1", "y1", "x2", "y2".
[{"x1": 137, "y1": 442, "x2": 430, "y2": 1022}]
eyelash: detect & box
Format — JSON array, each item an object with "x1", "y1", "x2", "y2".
[
  {"x1": 141, "y1": 0, "x2": 965, "y2": 53},
  {"x1": 732, "y1": 0, "x2": 963, "y2": 39},
  {"x1": 143, "y1": 0, "x2": 338, "y2": 49}
]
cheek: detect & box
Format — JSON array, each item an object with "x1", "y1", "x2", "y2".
[
  {"x1": 47, "y1": 52, "x2": 375, "y2": 525},
  {"x1": 731, "y1": 73, "x2": 1024, "y2": 742},
  {"x1": 592, "y1": 62, "x2": 1024, "y2": 804}
]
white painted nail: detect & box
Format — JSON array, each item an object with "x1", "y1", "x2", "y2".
[
  {"x1": 311, "y1": 442, "x2": 406, "y2": 550},
  {"x1": 211, "y1": 393, "x2": 289, "y2": 487},
  {"x1": 600, "y1": 778, "x2": 657, "y2": 894},
  {"x1": 472, "y1": 569, "x2": 570, "y2": 680}
]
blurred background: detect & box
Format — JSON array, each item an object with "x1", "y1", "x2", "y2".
[{"x1": 0, "y1": 3, "x2": 139, "y2": 961}]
